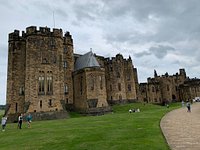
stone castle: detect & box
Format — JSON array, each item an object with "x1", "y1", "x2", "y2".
[
  {"x1": 6, "y1": 26, "x2": 200, "y2": 121},
  {"x1": 6, "y1": 26, "x2": 138, "y2": 121},
  {"x1": 138, "y1": 69, "x2": 200, "y2": 104}
]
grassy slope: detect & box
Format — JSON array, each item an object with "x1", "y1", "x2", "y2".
[{"x1": 0, "y1": 103, "x2": 180, "y2": 150}]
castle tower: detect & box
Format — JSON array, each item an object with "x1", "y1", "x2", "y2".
[
  {"x1": 6, "y1": 26, "x2": 74, "y2": 120},
  {"x1": 6, "y1": 30, "x2": 26, "y2": 114},
  {"x1": 104, "y1": 54, "x2": 137, "y2": 104},
  {"x1": 73, "y1": 51, "x2": 110, "y2": 113}
]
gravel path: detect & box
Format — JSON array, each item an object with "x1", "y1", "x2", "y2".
[{"x1": 160, "y1": 103, "x2": 200, "y2": 150}]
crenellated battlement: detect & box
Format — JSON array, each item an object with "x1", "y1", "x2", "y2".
[
  {"x1": 26, "y1": 26, "x2": 63, "y2": 37},
  {"x1": 9, "y1": 26, "x2": 71, "y2": 41}
]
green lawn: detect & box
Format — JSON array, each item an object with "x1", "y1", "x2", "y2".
[
  {"x1": 0, "y1": 109, "x2": 4, "y2": 118},
  {"x1": 0, "y1": 103, "x2": 180, "y2": 150}
]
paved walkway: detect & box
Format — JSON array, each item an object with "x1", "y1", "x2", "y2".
[{"x1": 160, "y1": 103, "x2": 200, "y2": 150}]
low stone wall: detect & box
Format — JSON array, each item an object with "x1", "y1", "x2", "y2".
[
  {"x1": 107, "y1": 99, "x2": 137, "y2": 105},
  {"x1": 7, "y1": 111, "x2": 70, "y2": 123},
  {"x1": 79, "y1": 106, "x2": 113, "y2": 116}
]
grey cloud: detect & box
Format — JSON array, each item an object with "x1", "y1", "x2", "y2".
[
  {"x1": 134, "y1": 51, "x2": 151, "y2": 57},
  {"x1": 72, "y1": 1, "x2": 103, "y2": 22},
  {"x1": 99, "y1": 0, "x2": 200, "y2": 46},
  {"x1": 149, "y1": 45, "x2": 175, "y2": 58}
]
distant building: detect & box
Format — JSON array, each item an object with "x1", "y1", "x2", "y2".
[
  {"x1": 138, "y1": 69, "x2": 200, "y2": 104},
  {"x1": 6, "y1": 26, "x2": 138, "y2": 121},
  {"x1": 179, "y1": 78, "x2": 200, "y2": 101}
]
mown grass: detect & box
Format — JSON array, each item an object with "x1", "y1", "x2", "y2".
[
  {"x1": 0, "y1": 103, "x2": 180, "y2": 150},
  {"x1": 0, "y1": 109, "x2": 4, "y2": 118}
]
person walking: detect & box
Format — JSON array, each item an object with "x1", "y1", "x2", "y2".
[
  {"x1": 26, "y1": 113, "x2": 32, "y2": 128},
  {"x1": 1, "y1": 116, "x2": 7, "y2": 131},
  {"x1": 182, "y1": 100, "x2": 185, "y2": 107},
  {"x1": 18, "y1": 114, "x2": 23, "y2": 129},
  {"x1": 186, "y1": 101, "x2": 191, "y2": 112}
]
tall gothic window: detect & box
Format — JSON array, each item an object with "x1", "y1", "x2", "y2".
[
  {"x1": 39, "y1": 76, "x2": 45, "y2": 94},
  {"x1": 47, "y1": 76, "x2": 53, "y2": 94}
]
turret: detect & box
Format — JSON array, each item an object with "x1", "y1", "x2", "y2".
[{"x1": 8, "y1": 30, "x2": 20, "y2": 41}]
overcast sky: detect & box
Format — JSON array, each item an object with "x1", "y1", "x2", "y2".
[{"x1": 1, "y1": 0, "x2": 200, "y2": 104}]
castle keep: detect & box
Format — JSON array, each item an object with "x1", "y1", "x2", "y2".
[{"x1": 6, "y1": 26, "x2": 138, "y2": 120}]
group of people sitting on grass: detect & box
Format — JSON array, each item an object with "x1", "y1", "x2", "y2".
[{"x1": 129, "y1": 108, "x2": 140, "y2": 113}]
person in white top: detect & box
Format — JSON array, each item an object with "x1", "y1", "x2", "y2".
[{"x1": 1, "y1": 116, "x2": 7, "y2": 131}]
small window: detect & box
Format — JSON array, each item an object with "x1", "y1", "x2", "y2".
[
  {"x1": 63, "y1": 47, "x2": 67, "y2": 53},
  {"x1": 49, "y1": 99, "x2": 52, "y2": 107},
  {"x1": 40, "y1": 100, "x2": 42, "y2": 108},
  {"x1": 118, "y1": 83, "x2": 121, "y2": 91},
  {"x1": 42, "y1": 58, "x2": 48, "y2": 64},
  {"x1": 128, "y1": 84, "x2": 131, "y2": 91},
  {"x1": 15, "y1": 103, "x2": 18, "y2": 113},
  {"x1": 64, "y1": 84, "x2": 68, "y2": 94},
  {"x1": 63, "y1": 61, "x2": 67, "y2": 68},
  {"x1": 19, "y1": 86, "x2": 24, "y2": 95}
]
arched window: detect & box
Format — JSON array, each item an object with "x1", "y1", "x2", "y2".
[
  {"x1": 39, "y1": 76, "x2": 45, "y2": 94},
  {"x1": 47, "y1": 76, "x2": 53, "y2": 95}
]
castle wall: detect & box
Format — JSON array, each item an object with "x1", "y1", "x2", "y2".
[
  {"x1": 6, "y1": 26, "x2": 138, "y2": 119},
  {"x1": 73, "y1": 70, "x2": 87, "y2": 111},
  {"x1": 85, "y1": 68, "x2": 108, "y2": 108},
  {"x1": 139, "y1": 69, "x2": 187, "y2": 103}
]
